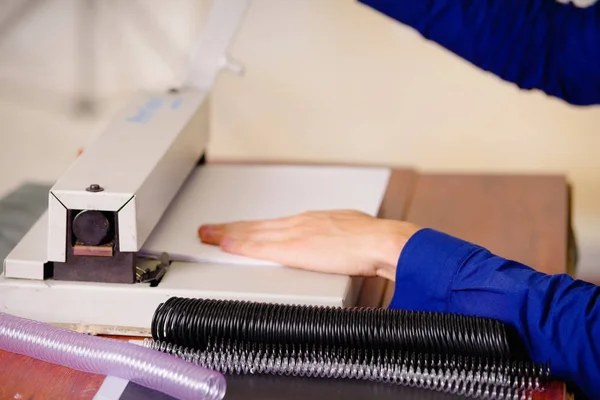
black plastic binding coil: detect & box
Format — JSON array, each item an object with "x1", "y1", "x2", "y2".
[
  {"x1": 151, "y1": 297, "x2": 512, "y2": 358},
  {"x1": 147, "y1": 297, "x2": 551, "y2": 400}
]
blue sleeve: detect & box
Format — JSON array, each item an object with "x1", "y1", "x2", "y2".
[
  {"x1": 389, "y1": 228, "x2": 600, "y2": 399},
  {"x1": 358, "y1": 0, "x2": 600, "y2": 106}
]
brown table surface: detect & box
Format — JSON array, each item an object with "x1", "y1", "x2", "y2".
[
  {"x1": 0, "y1": 165, "x2": 572, "y2": 400},
  {"x1": 406, "y1": 173, "x2": 570, "y2": 275}
]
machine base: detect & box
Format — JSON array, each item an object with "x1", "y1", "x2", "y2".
[{"x1": 0, "y1": 258, "x2": 363, "y2": 335}]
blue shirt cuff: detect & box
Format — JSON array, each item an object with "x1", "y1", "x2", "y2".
[{"x1": 389, "y1": 228, "x2": 480, "y2": 312}]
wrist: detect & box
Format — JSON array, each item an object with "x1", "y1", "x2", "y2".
[{"x1": 374, "y1": 220, "x2": 420, "y2": 281}]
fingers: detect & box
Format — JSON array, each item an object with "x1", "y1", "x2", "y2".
[
  {"x1": 225, "y1": 228, "x2": 296, "y2": 243},
  {"x1": 220, "y1": 237, "x2": 299, "y2": 266},
  {"x1": 196, "y1": 224, "x2": 247, "y2": 244},
  {"x1": 198, "y1": 217, "x2": 303, "y2": 267},
  {"x1": 198, "y1": 210, "x2": 356, "y2": 244},
  {"x1": 198, "y1": 218, "x2": 297, "y2": 245},
  {"x1": 198, "y1": 224, "x2": 224, "y2": 244}
]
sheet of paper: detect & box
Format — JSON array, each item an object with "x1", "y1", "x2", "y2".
[{"x1": 140, "y1": 164, "x2": 391, "y2": 266}]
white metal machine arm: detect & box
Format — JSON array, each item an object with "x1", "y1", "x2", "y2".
[{"x1": 45, "y1": 0, "x2": 251, "y2": 284}]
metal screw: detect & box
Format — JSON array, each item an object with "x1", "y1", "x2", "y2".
[
  {"x1": 86, "y1": 184, "x2": 104, "y2": 192},
  {"x1": 168, "y1": 88, "x2": 179, "y2": 94}
]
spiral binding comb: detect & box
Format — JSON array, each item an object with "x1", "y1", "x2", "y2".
[{"x1": 146, "y1": 297, "x2": 551, "y2": 399}]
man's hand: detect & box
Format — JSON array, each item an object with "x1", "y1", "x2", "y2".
[{"x1": 198, "y1": 210, "x2": 420, "y2": 281}]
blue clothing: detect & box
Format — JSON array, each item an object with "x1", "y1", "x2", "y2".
[
  {"x1": 390, "y1": 229, "x2": 599, "y2": 399},
  {"x1": 357, "y1": 1, "x2": 600, "y2": 397},
  {"x1": 359, "y1": 0, "x2": 600, "y2": 106}
]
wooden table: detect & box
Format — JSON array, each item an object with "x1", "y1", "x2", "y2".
[{"x1": 0, "y1": 167, "x2": 573, "y2": 400}]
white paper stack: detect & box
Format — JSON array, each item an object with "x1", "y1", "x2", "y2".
[{"x1": 140, "y1": 164, "x2": 391, "y2": 267}]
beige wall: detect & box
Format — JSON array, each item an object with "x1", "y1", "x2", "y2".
[{"x1": 0, "y1": 0, "x2": 598, "y2": 281}]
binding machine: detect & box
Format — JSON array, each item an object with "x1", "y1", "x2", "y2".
[{"x1": 0, "y1": 0, "x2": 377, "y2": 336}]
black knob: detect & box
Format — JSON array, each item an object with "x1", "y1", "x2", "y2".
[
  {"x1": 72, "y1": 210, "x2": 110, "y2": 246},
  {"x1": 86, "y1": 184, "x2": 104, "y2": 192}
]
